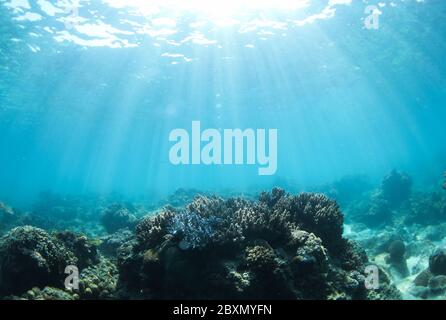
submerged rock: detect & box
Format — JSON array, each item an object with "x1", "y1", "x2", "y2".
[
  {"x1": 414, "y1": 269, "x2": 433, "y2": 287},
  {"x1": 428, "y1": 275, "x2": 446, "y2": 294},
  {"x1": 429, "y1": 248, "x2": 446, "y2": 276},
  {"x1": 386, "y1": 240, "x2": 409, "y2": 277}
]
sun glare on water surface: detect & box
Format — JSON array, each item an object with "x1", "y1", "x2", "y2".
[{"x1": 104, "y1": 0, "x2": 310, "y2": 20}]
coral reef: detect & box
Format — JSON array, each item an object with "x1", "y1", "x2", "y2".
[
  {"x1": 78, "y1": 258, "x2": 118, "y2": 300},
  {"x1": 101, "y1": 204, "x2": 138, "y2": 234},
  {"x1": 0, "y1": 226, "x2": 99, "y2": 296},
  {"x1": 13, "y1": 287, "x2": 76, "y2": 300},
  {"x1": 380, "y1": 170, "x2": 412, "y2": 208},
  {"x1": 116, "y1": 188, "x2": 399, "y2": 300},
  {"x1": 0, "y1": 226, "x2": 76, "y2": 296},
  {"x1": 354, "y1": 196, "x2": 393, "y2": 228},
  {"x1": 54, "y1": 231, "x2": 100, "y2": 269},
  {"x1": 317, "y1": 175, "x2": 373, "y2": 207},
  {"x1": 160, "y1": 188, "x2": 206, "y2": 208},
  {"x1": 406, "y1": 192, "x2": 446, "y2": 225},
  {"x1": 135, "y1": 208, "x2": 176, "y2": 249},
  {"x1": 0, "y1": 187, "x2": 413, "y2": 300},
  {"x1": 347, "y1": 170, "x2": 413, "y2": 228},
  {"x1": 32, "y1": 192, "x2": 84, "y2": 222},
  {"x1": 167, "y1": 210, "x2": 221, "y2": 250},
  {"x1": 99, "y1": 228, "x2": 133, "y2": 257}
]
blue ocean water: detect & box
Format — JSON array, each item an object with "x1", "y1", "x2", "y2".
[{"x1": 0, "y1": 0, "x2": 445, "y2": 206}]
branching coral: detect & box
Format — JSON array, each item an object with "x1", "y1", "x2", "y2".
[
  {"x1": 167, "y1": 210, "x2": 220, "y2": 250},
  {"x1": 286, "y1": 193, "x2": 344, "y2": 249},
  {"x1": 135, "y1": 208, "x2": 176, "y2": 249}
]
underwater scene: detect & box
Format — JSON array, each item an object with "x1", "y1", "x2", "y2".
[{"x1": 0, "y1": 0, "x2": 446, "y2": 302}]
